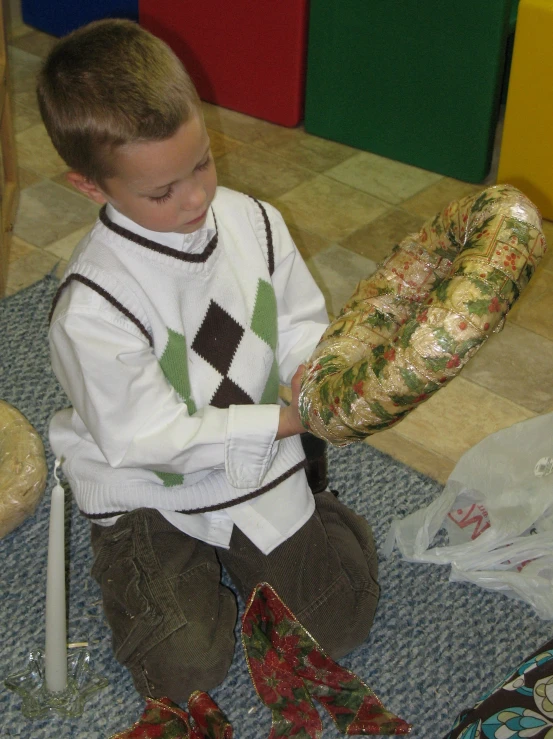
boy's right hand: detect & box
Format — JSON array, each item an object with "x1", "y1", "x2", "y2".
[{"x1": 276, "y1": 365, "x2": 306, "y2": 440}]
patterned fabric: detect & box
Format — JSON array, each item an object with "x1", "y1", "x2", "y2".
[
  {"x1": 242, "y1": 583, "x2": 411, "y2": 736},
  {"x1": 299, "y1": 184, "x2": 547, "y2": 444},
  {"x1": 109, "y1": 693, "x2": 232, "y2": 738},
  {"x1": 445, "y1": 637, "x2": 553, "y2": 739},
  {"x1": 189, "y1": 279, "x2": 279, "y2": 409}
]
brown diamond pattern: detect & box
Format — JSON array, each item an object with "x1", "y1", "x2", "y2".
[
  {"x1": 191, "y1": 299, "x2": 255, "y2": 407},
  {"x1": 191, "y1": 300, "x2": 245, "y2": 376},
  {"x1": 211, "y1": 377, "x2": 254, "y2": 408}
]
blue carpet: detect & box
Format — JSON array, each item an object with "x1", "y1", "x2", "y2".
[{"x1": 1, "y1": 274, "x2": 551, "y2": 738}]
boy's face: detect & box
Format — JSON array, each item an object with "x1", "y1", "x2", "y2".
[{"x1": 72, "y1": 112, "x2": 217, "y2": 235}]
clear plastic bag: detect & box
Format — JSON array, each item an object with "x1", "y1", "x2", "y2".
[{"x1": 384, "y1": 412, "x2": 553, "y2": 618}]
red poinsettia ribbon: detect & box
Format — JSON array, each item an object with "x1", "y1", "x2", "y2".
[
  {"x1": 188, "y1": 691, "x2": 233, "y2": 739},
  {"x1": 242, "y1": 582, "x2": 411, "y2": 737},
  {"x1": 110, "y1": 694, "x2": 232, "y2": 739}
]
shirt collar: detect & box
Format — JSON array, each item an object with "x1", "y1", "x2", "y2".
[{"x1": 105, "y1": 203, "x2": 216, "y2": 255}]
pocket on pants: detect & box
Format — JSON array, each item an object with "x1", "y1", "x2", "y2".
[
  {"x1": 92, "y1": 530, "x2": 188, "y2": 667},
  {"x1": 91, "y1": 525, "x2": 132, "y2": 581}
]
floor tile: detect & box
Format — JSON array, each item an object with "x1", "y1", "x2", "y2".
[
  {"x1": 215, "y1": 145, "x2": 315, "y2": 200},
  {"x1": 254, "y1": 126, "x2": 357, "y2": 173},
  {"x1": 366, "y1": 431, "x2": 455, "y2": 484},
  {"x1": 45, "y1": 225, "x2": 93, "y2": 262},
  {"x1": 274, "y1": 175, "x2": 389, "y2": 242},
  {"x1": 305, "y1": 244, "x2": 377, "y2": 318},
  {"x1": 8, "y1": 234, "x2": 36, "y2": 263},
  {"x1": 287, "y1": 224, "x2": 334, "y2": 261},
  {"x1": 8, "y1": 21, "x2": 32, "y2": 40},
  {"x1": 5, "y1": 247, "x2": 64, "y2": 295},
  {"x1": 401, "y1": 178, "x2": 482, "y2": 220},
  {"x1": 392, "y1": 376, "x2": 534, "y2": 461},
  {"x1": 51, "y1": 171, "x2": 75, "y2": 193},
  {"x1": 201, "y1": 101, "x2": 280, "y2": 144},
  {"x1": 207, "y1": 129, "x2": 242, "y2": 159},
  {"x1": 340, "y1": 208, "x2": 426, "y2": 264},
  {"x1": 325, "y1": 151, "x2": 442, "y2": 205},
  {"x1": 13, "y1": 90, "x2": 43, "y2": 133},
  {"x1": 8, "y1": 45, "x2": 45, "y2": 136},
  {"x1": 15, "y1": 123, "x2": 68, "y2": 178},
  {"x1": 462, "y1": 322, "x2": 553, "y2": 413},
  {"x1": 14, "y1": 180, "x2": 99, "y2": 248},
  {"x1": 508, "y1": 264, "x2": 553, "y2": 341},
  {"x1": 8, "y1": 46, "x2": 43, "y2": 95},
  {"x1": 10, "y1": 29, "x2": 58, "y2": 58},
  {"x1": 18, "y1": 167, "x2": 42, "y2": 189}
]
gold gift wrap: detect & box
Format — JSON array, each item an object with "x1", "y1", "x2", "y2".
[
  {"x1": 0, "y1": 400, "x2": 48, "y2": 538},
  {"x1": 299, "y1": 185, "x2": 546, "y2": 445}
]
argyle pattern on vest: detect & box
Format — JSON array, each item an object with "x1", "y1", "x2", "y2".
[
  {"x1": 154, "y1": 278, "x2": 278, "y2": 488},
  {"x1": 158, "y1": 276, "x2": 278, "y2": 409}
]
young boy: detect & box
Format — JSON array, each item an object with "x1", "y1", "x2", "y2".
[{"x1": 39, "y1": 19, "x2": 379, "y2": 703}]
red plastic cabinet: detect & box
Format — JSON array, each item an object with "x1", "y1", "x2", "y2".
[{"x1": 139, "y1": 0, "x2": 309, "y2": 126}]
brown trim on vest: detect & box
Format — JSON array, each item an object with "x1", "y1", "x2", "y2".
[
  {"x1": 249, "y1": 197, "x2": 274, "y2": 276},
  {"x1": 49, "y1": 274, "x2": 153, "y2": 346},
  {"x1": 179, "y1": 460, "x2": 307, "y2": 514},
  {"x1": 80, "y1": 459, "x2": 308, "y2": 520},
  {"x1": 99, "y1": 205, "x2": 218, "y2": 262}
]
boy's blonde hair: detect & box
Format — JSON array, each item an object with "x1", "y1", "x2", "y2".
[{"x1": 37, "y1": 19, "x2": 201, "y2": 185}]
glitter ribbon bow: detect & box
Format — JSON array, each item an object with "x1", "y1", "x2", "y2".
[
  {"x1": 110, "y1": 691, "x2": 232, "y2": 738},
  {"x1": 242, "y1": 582, "x2": 411, "y2": 737}
]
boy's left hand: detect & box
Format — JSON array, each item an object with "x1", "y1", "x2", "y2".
[{"x1": 276, "y1": 365, "x2": 306, "y2": 440}]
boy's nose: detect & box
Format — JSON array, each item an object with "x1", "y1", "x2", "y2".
[{"x1": 183, "y1": 183, "x2": 207, "y2": 211}]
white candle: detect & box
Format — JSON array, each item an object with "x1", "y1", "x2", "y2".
[{"x1": 44, "y1": 460, "x2": 67, "y2": 692}]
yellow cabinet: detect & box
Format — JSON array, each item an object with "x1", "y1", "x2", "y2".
[{"x1": 498, "y1": 0, "x2": 553, "y2": 220}]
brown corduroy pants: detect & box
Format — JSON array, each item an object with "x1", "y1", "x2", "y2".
[{"x1": 90, "y1": 490, "x2": 379, "y2": 703}]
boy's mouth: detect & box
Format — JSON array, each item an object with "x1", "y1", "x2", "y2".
[{"x1": 186, "y1": 210, "x2": 207, "y2": 226}]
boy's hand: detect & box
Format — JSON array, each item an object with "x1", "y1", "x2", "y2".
[{"x1": 276, "y1": 365, "x2": 306, "y2": 440}]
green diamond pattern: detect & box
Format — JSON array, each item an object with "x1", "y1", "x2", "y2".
[
  {"x1": 159, "y1": 328, "x2": 197, "y2": 415},
  {"x1": 155, "y1": 328, "x2": 197, "y2": 487},
  {"x1": 251, "y1": 279, "x2": 279, "y2": 404},
  {"x1": 260, "y1": 357, "x2": 280, "y2": 404},
  {"x1": 251, "y1": 279, "x2": 277, "y2": 350},
  {"x1": 155, "y1": 471, "x2": 186, "y2": 488}
]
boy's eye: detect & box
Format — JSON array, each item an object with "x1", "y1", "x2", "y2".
[
  {"x1": 196, "y1": 155, "x2": 211, "y2": 172},
  {"x1": 149, "y1": 187, "x2": 173, "y2": 204}
]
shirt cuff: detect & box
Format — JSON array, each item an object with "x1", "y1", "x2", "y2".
[{"x1": 225, "y1": 404, "x2": 280, "y2": 488}]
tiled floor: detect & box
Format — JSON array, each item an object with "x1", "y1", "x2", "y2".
[{"x1": 5, "y1": 22, "x2": 553, "y2": 485}]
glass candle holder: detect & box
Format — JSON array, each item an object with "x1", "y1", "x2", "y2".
[{"x1": 4, "y1": 647, "x2": 108, "y2": 719}]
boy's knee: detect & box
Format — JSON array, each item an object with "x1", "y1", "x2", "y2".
[
  {"x1": 131, "y1": 616, "x2": 237, "y2": 703},
  {"x1": 302, "y1": 491, "x2": 380, "y2": 659},
  {"x1": 300, "y1": 569, "x2": 379, "y2": 661},
  {"x1": 331, "y1": 577, "x2": 380, "y2": 659}
]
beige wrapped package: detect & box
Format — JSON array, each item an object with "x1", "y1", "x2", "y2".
[
  {"x1": 299, "y1": 185, "x2": 547, "y2": 445},
  {"x1": 0, "y1": 400, "x2": 48, "y2": 538}
]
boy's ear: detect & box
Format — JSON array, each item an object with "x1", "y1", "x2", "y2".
[{"x1": 66, "y1": 172, "x2": 108, "y2": 205}]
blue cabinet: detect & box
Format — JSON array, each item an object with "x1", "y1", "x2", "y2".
[{"x1": 22, "y1": 1, "x2": 138, "y2": 37}]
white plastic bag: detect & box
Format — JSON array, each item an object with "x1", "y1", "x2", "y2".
[{"x1": 384, "y1": 412, "x2": 553, "y2": 618}]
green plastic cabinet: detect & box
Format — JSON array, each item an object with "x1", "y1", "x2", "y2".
[{"x1": 305, "y1": 0, "x2": 514, "y2": 182}]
